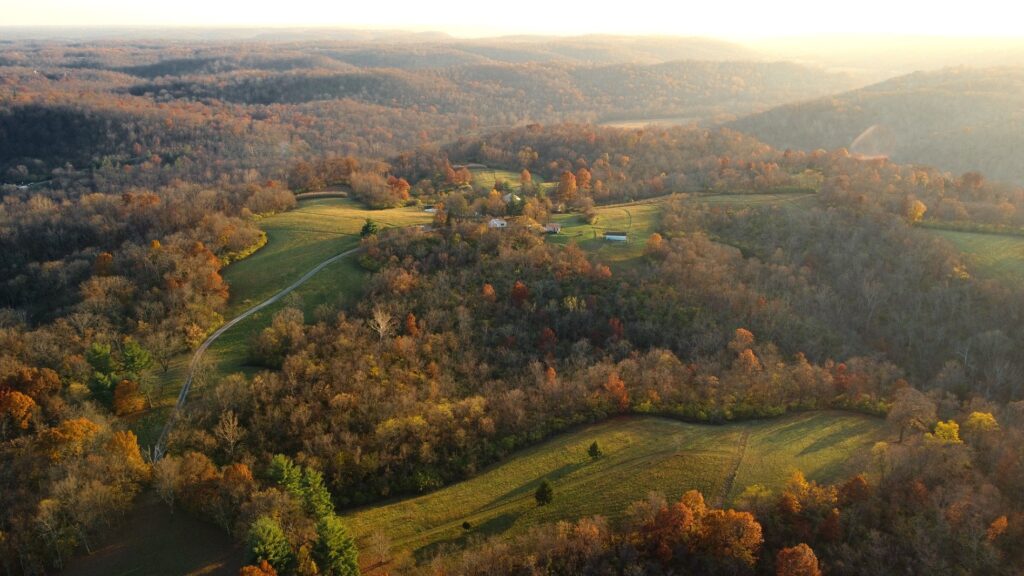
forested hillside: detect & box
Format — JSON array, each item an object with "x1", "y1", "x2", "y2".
[
  {"x1": 0, "y1": 40, "x2": 855, "y2": 187},
  {"x1": 124, "y1": 60, "x2": 849, "y2": 122},
  {"x1": 731, "y1": 67, "x2": 1024, "y2": 185},
  {"x1": 2, "y1": 36, "x2": 1024, "y2": 576}
]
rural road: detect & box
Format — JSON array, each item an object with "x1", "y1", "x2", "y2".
[{"x1": 153, "y1": 245, "x2": 362, "y2": 459}]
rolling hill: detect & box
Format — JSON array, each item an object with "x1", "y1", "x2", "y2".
[
  {"x1": 730, "y1": 67, "x2": 1024, "y2": 184},
  {"x1": 123, "y1": 60, "x2": 856, "y2": 125},
  {"x1": 344, "y1": 412, "x2": 885, "y2": 558}
]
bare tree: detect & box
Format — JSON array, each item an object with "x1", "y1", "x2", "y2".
[
  {"x1": 213, "y1": 410, "x2": 244, "y2": 458},
  {"x1": 152, "y1": 457, "x2": 182, "y2": 513},
  {"x1": 143, "y1": 328, "x2": 180, "y2": 374},
  {"x1": 370, "y1": 306, "x2": 395, "y2": 342},
  {"x1": 190, "y1": 355, "x2": 215, "y2": 392}
]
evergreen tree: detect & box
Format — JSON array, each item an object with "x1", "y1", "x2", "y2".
[
  {"x1": 535, "y1": 479, "x2": 553, "y2": 506},
  {"x1": 269, "y1": 454, "x2": 302, "y2": 497},
  {"x1": 588, "y1": 441, "x2": 603, "y2": 460},
  {"x1": 119, "y1": 337, "x2": 152, "y2": 380},
  {"x1": 85, "y1": 342, "x2": 118, "y2": 404},
  {"x1": 302, "y1": 468, "x2": 335, "y2": 520},
  {"x1": 247, "y1": 516, "x2": 292, "y2": 571},
  {"x1": 315, "y1": 515, "x2": 360, "y2": 576}
]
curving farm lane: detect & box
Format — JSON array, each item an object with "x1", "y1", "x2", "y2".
[{"x1": 153, "y1": 246, "x2": 362, "y2": 458}]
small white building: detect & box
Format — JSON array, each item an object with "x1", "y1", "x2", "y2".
[
  {"x1": 544, "y1": 223, "x2": 562, "y2": 234},
  {"x1": 604, "y1": 231, "x2": 628, "y2": 242},
  {"x1": 489, "y1": 218, "x2": 509, "y2": 229}
]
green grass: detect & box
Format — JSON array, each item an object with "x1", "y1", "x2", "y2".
[
  {"x1": 130, "y1": 199, "x2": 430, "y2": 448},
  {"x1": 223, "y1": 198, "x2": 430, "y2": 316},
  {"x1": 690, "y1": 192, "x2": 818, "y2": 208},
  {"x1": 203, "y1": 257, "x2": 368, "y2": 379},
  {"x1": 547, "y1": 199, "x2": 667, "y2": 264},
  {"x1": 468, "y1": 166, "x2": 558, "y2": 197},
  {"x1": 925, "y1": 228, "x2": 1024, "y2": 283},
  {"x1": 207, "y1": 199, "x2": 430, "y2": 376},
  {"x1": 545, "y1": 192, "x2": 816, "y2": 267},
  {"x1": 471, "y1": 168, "x2": 525, "y2": 192},
  {"x1": 343, "y1": 411, "x2": 883, "y2": 557}
]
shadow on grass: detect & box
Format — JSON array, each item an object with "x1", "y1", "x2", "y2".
[
  {"x1": 480, "y1": 460, "x2": 591, "y2": 509},
  {"x1": 414, "y1": 512, "x2": 519, "y2": 562},
  {"x1": 797, "y1": 420, "x2": 875, "y2": 457}
]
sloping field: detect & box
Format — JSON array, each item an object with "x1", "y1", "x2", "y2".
[
  {"x1": 223, "y1": 198, "x2": 430, "y2": 316},
  {"x1": 344, "y1": 411, "x2": 883, "y2": 557},
  {"x1": 926, "y1": 228, "x2": 1024, "y2": 283},
  {"x1": 133, "y1": 199, "x2": 430, "y2": 446},
  {"x1": 548, "y1": 200, "x2": 666, "y2": 262},
  {"x1": 470, "y1": 168, "x2": 524, "y2": 191},
  {"x1": 546, "y1": 192, "x2": 814, "y2": 264},
  {"x1": 692, "y1": 191, "x2": 817, "y2": 207}
]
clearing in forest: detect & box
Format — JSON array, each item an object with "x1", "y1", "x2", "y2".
[
  {"x1": 547, "y1": 199, "x2": 666, "y2": 263},
  {"x1": 926, "y1": 228, "x2": 1024, "y2": 283},
  {"x1": 132, "y1": 198, "x2": 430, "y2": 446},
  {"x1": 546, "y1": 191, "x2": 814, "y2": 264},
  {"x1": 344, "y1": 411, "x2": 883, "y2": 558},
  {"x1": 223, "y1": 198, "x2": 430, "y2": 315}
]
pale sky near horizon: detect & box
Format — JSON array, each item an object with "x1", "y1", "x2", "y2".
[{"x1": 5, "y1": 0, "x2": 1024, "y2": 39}]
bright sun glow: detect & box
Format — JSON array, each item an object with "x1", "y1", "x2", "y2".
[{"x1": 6, "y1": 0, "x2": 1024, "y2": 38}]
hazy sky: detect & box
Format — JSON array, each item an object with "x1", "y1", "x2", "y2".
[{"x1": 6, "y1": 0, "x2": 1024, "y2": 38}]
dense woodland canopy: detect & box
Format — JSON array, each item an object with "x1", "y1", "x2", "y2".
[
  {"x1": 1, "y1": 37, "x2": 1023, "y2": 576},
  {"x1": 0, "y1": 39, "x2": 854, "y2": 189}
]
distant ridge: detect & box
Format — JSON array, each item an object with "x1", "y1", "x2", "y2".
[{"x1": 730, "y1": 66, "x2": 1024, "y2": 184}]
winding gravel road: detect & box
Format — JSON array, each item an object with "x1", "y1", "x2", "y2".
[{"x1": 153, "y1": 246, "x2": 362, "y2": 459}]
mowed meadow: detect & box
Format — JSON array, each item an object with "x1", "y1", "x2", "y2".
[
  {"x1": 223, "y1": 198, "x2": 432, "y2": 315},
  {"x1": 547, "y1": 191, "x2": 817, "y2": 265},
  {"x1": 130, "y1": 198, "x2": 431, "y2": 446},
  {"x1": 344, "y1": 412, "x2": 884, "y2": 558},
  {"x1": 206, "y1": 197, "x2": 431, "y2": 374},
  {"x1": 548, "y1": 201, "x2": 666, "y2": 263},
  {"x1": 925, "y1": 228, "x2": 1024, "y2": 283}
]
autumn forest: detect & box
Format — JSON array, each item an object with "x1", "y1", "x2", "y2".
[{"x1": 2, "y1": 29, "x2": 1024, "y2": 576}]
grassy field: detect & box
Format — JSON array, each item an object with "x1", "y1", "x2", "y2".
[
  {"x1": 223, "y1": 198, "x2": 430, "y2": 316},
  {"x1": 471, "y1": 168, "x2": 524, "y2": 191},
  {"x1": 926, "y1": 228, "x2": 1024, "y2": 283},
  {"x1": 210, "y1": 199, "x2": 429, "y2": 374},
  {"x1": 344, "y1": 411, "x2": 883, "y2": 558},
  {"x1": 130, "y1": 199, "x2": 431, "y2": 447},
  {"x1": 691, "y1": 191, "x2": 818, "y2": 208},
  {"x1": 469, "y1": 167, "x2": 557, "y2": 196},
  {"x1": 548, "y1": 199, "x2": 666, "y2": 263},
  {"x1": 545, "y1": 192, "x2": 815, "y2": 265}
]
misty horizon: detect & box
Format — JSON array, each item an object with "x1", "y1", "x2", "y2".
[{"x1": 7, "y1": 0, "x2": 1024, "y2": 39}]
